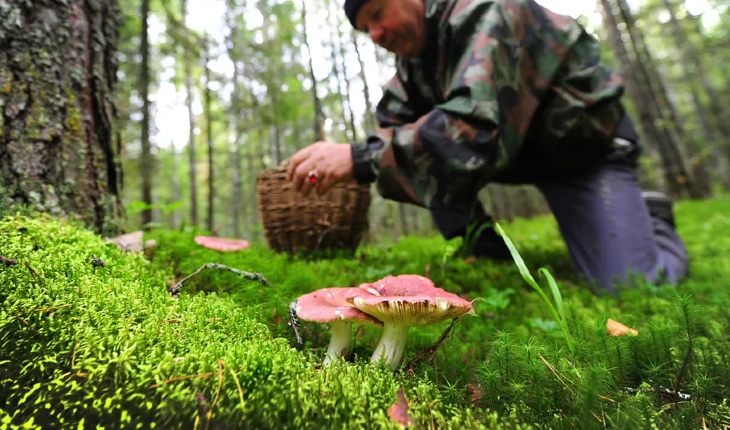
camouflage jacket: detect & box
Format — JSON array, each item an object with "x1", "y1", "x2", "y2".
[{"x1": 351, "y1": 0, "x2": 627, "y2": 208}]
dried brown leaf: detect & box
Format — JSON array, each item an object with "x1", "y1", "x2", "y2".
[
  {"x1": 607, "y1": 318, "x2": 638, "y2": 337},
  {"x1": 387, "y1": 388, "x2": 412, "y2": 427}
]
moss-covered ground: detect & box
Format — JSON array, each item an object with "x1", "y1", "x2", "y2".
[{"x1": 1, "y1": 197, "x2": 729, "y2": 428}]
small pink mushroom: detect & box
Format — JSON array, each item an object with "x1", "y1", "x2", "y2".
[
  {"x1": 351, "y1": 275, "x2": 473, "y2": 369},
  {"x1": 194, "y1": 236, "x2": 250, "y2": 252},
  {"x1": 294, "y1": 287, "x2": 382, "y2": 365}
]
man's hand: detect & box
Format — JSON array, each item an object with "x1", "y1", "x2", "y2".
[{"x1": 286, "y1": 141, "x2": 355, "y2": 196}]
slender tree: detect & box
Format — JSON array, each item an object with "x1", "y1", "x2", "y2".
[
  {"x1": 139, "y1": 0, "x2": 154, "y2": 226},
  {"x1": 225, "y1": 0, "x2": 244, "y2": 237},
  {"x1": 660, "y1": 0, "x2": 730, "y2": 188},
  {"x1": 326, "y1": 6, "x2": 353, "y2": 142},
  {"x1": 600, "y1": 0, "x2": 696, "y2": 198},
  {"x1": 302, "y1": 1, "x2": 325, "y2": 142},
  {"x1": 333, "y1": 11, "x2": 358, "y2": 142},
  {"x1": 203, "y1": 42, "x2": 215, "y2": 233},
  {"x1": 352, "y1": 33, "x2": 377, "y2": 131},
  {"x1": 181, "y1": 0, "x2": 199, "y2": 226}
]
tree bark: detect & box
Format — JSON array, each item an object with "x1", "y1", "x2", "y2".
[
  {"x1": 139, "y1": 0, "x2": 154, "y2": 226},
  {"x1": 0, "y1": 0, "x2": 122, "y2": 234}
]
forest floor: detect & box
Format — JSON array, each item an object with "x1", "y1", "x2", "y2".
[{"x1": 1, "y1": 196, "x2": 729, "y2": 428}]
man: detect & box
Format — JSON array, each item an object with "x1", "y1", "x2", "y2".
[{"x1": 287, "y1": 0, "x2": 688, "y2": 292}]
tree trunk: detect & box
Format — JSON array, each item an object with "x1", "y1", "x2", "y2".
[
  {"x1": 139, "y1": 0, "x2": 154, "y2": 226},
  {"x1": 0, "y1": 0, "x2": 122, "y2": 235},
  {"x1": 249, "y1": 127, "x2": 261, "y2": 240},
  {"x1": 225, "y1": 3, "x2": 244, "y2": 238},
  {"x1": 181, "y1": 0, "x2": 198, "y2": 226},
  {"x1": 228, "y1": 124, "x2": 242, "y2": 238},
  {"x1": 169, "y1": 146, "x2": 182, "y2": 229},
  {"x1": 612, "y1": 0, "x2": 702, "y2": 198},
  {"x1": 352, "y1": 33, "x2": 376, "y2": 131},
  {"x1": 203, "y1": 44, "x2": 215, "y2": 233},
  {"x1": 600, "y1": 0, "x2": 685, "y2": 197},
  {"x1": 302, "y1": 1, "x2": 324, "y2": 142},
  {"x1": 661, "y1": 0, "x2": 730, "y2": 190},
  {"x1": 327, "y1": 6, "x2": 352, "y2": 142},
  {"x1": 662, "y1": 0, "x2": 722, "y2": 197},
  {"x1": 333, "y1": 13, "x2": 358, "y2": 143},
  {"x1": 398, "y1": 203, "x2": 410, "y2": 235}
]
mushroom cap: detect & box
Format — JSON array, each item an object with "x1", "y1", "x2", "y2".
[
  {"x1": 351, "y1": 275, "x2": 472, "y2": 325},
  {"x1": 295, "y1": 287, "x2": 382, "y2": 326},
  {"x1": 194, "y1": 236, "x2": 250, "y2": 252}
]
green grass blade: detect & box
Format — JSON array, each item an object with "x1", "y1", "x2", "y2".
[
  {"x1": 494, "y1": 223, "x2": 538, "y2": 288},
  {"x1": 495, "y1": 223, "x2": 574, "y2": 351},
  {"x1": 539, "y1": 268, "x2": 564, "y2": 318}
]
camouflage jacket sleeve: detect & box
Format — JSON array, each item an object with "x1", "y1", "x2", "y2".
[{"x1": 350, "y1": 0, "x2": 624, "y2": 208}]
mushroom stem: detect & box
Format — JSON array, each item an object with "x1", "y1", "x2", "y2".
[
  {"x1": 371, "y1": 324, "x2": 409, "y2": 369},
  {"x1": 324, "y1": 321, "x2": 352, "y2": 365}
]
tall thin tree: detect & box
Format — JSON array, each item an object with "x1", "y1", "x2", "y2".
[
  {"x1": 140, "y1": 0, "x2": 154, "y2": 226},
  {"x1": 601, "y1": 0, "x2": 695, "y2": 198},
  {"x1": 302, "y1": 1, "x2": 325, "y2": 142},
  {"x1": 352, "y1": 33, "x2": 376, "y2": 131},
  {"x1": 203, "y1": 41, "x2": 215, "y2": 233},
  {"x1": 181, "y1": 0, "x2": 199, "y2": 226}
]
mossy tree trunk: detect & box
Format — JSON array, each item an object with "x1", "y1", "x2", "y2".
[{"x1": 0, "y1": 0, "x2": 122, "y2": 235}]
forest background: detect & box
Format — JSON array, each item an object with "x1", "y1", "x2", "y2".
[{"x1": 1, "y1": 0, "x2": 730, "y2": 239}]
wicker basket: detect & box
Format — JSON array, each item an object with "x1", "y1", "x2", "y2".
[{"x1": 256, "y1": 166, "x2": 371, "y2": 253}]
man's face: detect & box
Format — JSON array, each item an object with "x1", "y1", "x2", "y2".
[{"x1": 355, "y1": 0, "x2": 426, "y2": 58}]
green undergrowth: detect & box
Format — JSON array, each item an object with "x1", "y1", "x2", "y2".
[{"x1": 1, "y1": 196, "x2": 730, "y2": 428}]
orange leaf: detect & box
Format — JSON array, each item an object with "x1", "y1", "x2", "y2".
[
  {"x1": 388, "y1": 388, "x2": 412, "y2": 427},
  {"x1": 607, "y1": 318, "x2": 638, "y2": 337}
]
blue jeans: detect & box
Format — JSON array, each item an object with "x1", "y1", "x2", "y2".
[{"x1": 431, "y1": 162, "x2": 689, "y2": 291}]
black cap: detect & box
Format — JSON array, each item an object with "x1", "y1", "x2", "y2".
[{"x1": 344, "y1": 0, "x2": 369, "y2": 29}]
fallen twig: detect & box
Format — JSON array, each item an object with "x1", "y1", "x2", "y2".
[
  {"x1": 168, "y1": 263, "x2": 269, "y2": 298},
  {"x1": 36, "y1": 304, "x2": 72, "y2": 313},
  {"x1": 24, "y1": 262, "x2": 46, "y2": 287},
  {"x1": 539, "y1": 354, "x2": 577, "y2": 398},
  {"x1": 288, "y1": 300, "x2": 303, "y2": 347},
  {"x1": 406, "y1": 318, "x2": 458, "y2": 372}
]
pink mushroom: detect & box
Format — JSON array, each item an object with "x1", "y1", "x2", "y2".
[
  {"x1": 194, "y1": 236, "x2": 250, "y2": 252},
  {"x1": 294, "y1": 287, "x2": 382, "y2": 365},
  {"x1": 350, "y1": 275, "x2": 473, "y2": 369}
]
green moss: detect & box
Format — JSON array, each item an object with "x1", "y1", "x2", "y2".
[
  {"x1": 63, "y1": 89, "x2": 83, "y2": 136},
  {"x1": 0, "y1": 216, "x2": 487, "y2": 428},
  {"x1": 2, "y1": 196, "x2": 730, "y2": 428}
]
